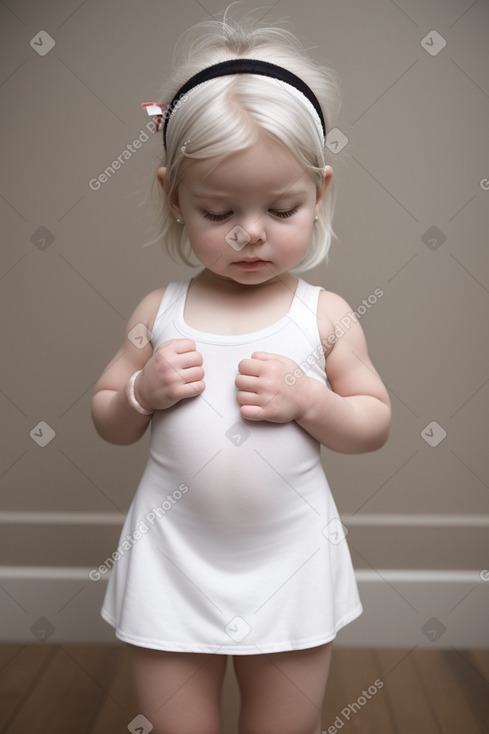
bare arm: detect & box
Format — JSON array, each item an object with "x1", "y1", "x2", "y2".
[
  {"x1": 295, "y1": 290, "x2": 391, "y2": 453},
  {"x1": 91, "y1": 289, "x2": 164, "y2": 445},
  {"x1": 91, "y1": 288, "x2": 205, "y2": 445},
  {"x1": 236, "y1": 290, "x2": 391, "y2": 454}
]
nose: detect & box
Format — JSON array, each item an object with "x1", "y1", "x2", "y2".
[{"x1": 239, "y1": 213, "x2": 266, "y2": 245}]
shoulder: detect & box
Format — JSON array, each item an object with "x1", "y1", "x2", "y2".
[
  {"x1": 317, "y1": 289, "x2": 355, "y2": 322},
  {"x1": 127, "y1": 287, "x2": 166, "y2": 335},
  {"x1": 315, "y1": 289, "x2": 361, "y2": 354}
]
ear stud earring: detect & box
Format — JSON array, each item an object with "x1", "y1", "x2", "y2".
[{"x1": 176, "y1": 218, "x2": 184, "y2": 225}]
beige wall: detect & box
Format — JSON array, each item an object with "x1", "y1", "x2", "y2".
[{"x1": 1, "y1": 0, "x2": 488, "y2": 647}]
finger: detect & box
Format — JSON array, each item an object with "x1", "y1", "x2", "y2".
[
  {"x1": 173, "y1": 338, "x2": 198, "y2": 354},
  {"x1": 157, "y1": 338, "x2": 193, "y2": 354},
  {"x1": 239, "y1": 404, "x2": 263, "y2": 420},
  {"x1": 176, "y1": 350, "x2": 203, "y2": 369},
  {"x1": 237, "y1": 358, "x2": 262, "y2": 376},
  {"x1": 235, "y1": 373, "x2": 258, "y2": 391},
  {"x1": 178, "y1": 380, "x2": 206, "y2": 399},
  {"x1": 250, "y1": 351, "x2": 279, "y2": 361},
  {"x1": 236, "y1": 390, "x2": 260, "y2": 407},
  {"x1": 180, "y1": 366, "x2": 205, "y2": 384}
]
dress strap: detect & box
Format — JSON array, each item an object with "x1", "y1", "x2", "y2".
[
  {"x1": 290, "y1": 278, "x2": 323, "y2": 317},
  {"x1": 151, "y1": 279, "x2": 191, "y2": 348},
  {"x1": 287, "y1": 278, "x2": 324, "y2": 351}
]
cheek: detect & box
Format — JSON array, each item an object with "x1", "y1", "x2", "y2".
[
  {"x1": 281, "y1": 228, "x2": 314, "y2": 265},
  {"x1": 279, "y1": 218, "x2": 313, "y2": 249},
  {"x1": 187, "y1": 226, "x2": 225, "y2": 258}
]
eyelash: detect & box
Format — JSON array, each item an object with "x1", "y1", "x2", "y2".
[
  {"x1": 274, "y1": 208, "x2": 297, "y2": 219},
  {"x1": 202, "y1": 208, "x2": 298, "y2": 222},
  {"x1": 202, "y1": 211, "x2": 232, "y2": 222}
]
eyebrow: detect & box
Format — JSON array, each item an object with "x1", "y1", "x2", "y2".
[
  {"x1": 191, "y1": 187, "x2": 309, "y2": 200},
  {"x1": 192, "y1": 193, "x2": 229, "y2": 199}
]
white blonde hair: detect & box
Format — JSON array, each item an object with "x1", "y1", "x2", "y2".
[{"x1": 153, "y1": 7, "x2": 341, "y2": 272}]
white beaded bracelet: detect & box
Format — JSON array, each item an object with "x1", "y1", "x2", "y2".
[{"x1": 126, "y1": 371, "x2": 154, "y2": 416}]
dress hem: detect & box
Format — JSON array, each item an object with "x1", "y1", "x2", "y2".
[{"x1": 100, "y1": 604, "x2": 363, "y2": 655}]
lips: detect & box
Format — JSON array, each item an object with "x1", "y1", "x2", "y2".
[{"x1": 234, "y1": 259, "x2": 269, "y2": 270}]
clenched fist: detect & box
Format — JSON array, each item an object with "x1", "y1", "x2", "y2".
[
  {"x1": 235, "y1": 351, "x2": 314, "y2": 423},
  {"x1": 135, "y1": 338, "x2": 205, "y2": 412}
]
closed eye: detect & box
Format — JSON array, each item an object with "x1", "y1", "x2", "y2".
[
  {"x1": 202, "y1": 207, "x2": 298, "y2": 221},
  {"x1": 202, "y1": 211, "x2": 233, "y2": 222},
  {"x1": 270, "y1": 208, "x2": 298, "y2": 219}
]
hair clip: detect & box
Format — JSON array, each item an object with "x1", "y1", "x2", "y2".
[{"x1": 142, "y1": 102, "x2": 165, "y2": 132}]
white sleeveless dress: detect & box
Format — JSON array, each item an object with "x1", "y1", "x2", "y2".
[{"x1": 101, "y1": 278, "x2": 362, "y2": 653}]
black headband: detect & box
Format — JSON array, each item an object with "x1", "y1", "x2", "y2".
[{"x1": 163, "y1": 58, "x2": 326, "y2": 149}]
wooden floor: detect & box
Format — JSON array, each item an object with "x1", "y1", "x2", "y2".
[{"x1": 0, "y1": 644, "x2": 488, "y2": 733}]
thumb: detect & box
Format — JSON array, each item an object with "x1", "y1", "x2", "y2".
[{"x1": 250, "y1": 351, "x2": 278, "y2": 361}]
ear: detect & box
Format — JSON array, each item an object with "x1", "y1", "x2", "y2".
[
  {"x1": 315, "y1": 165, "x2": 333, "y2": 214},
  {"x1": 156, "y1": 166, "x2": 167, "y2": 191},
  {"x1": 157, "y1": 166, "x2": 182, "y2": 220}
]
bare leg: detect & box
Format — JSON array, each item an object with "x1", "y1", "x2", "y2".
[
  {"x1": 127, "y1": 644, "x2": 227, "y2": 734},
  {"x1": 233, "y1": 642, "x2": 333, "y2": 734}
]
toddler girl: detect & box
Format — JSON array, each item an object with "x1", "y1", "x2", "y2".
[{"x1": 92, "y1": 10, "x2": 391, "y2": 734}]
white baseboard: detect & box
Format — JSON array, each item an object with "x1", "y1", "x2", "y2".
[
  {"x1": 1, "y1": 567, "x2": 487, "y2": 648},
  {"x1": 2, "y1": 512, "x2": 489, "y2": 526}
]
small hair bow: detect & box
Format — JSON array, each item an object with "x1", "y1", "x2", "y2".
[{"x1": 142, "y1": 102, "x2": 165, "y2": 132}]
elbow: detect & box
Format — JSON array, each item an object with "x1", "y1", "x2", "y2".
[
  {"x1": 90, "y1": 402, "x2": 137, "y2": 446},
  {"x1": 367, "y1": 405, "x2": 391, "y2": 452},
  {"x1": 346, "y1": 401, "x2": 391, "y2": 453},
  {"x1": 91, "y1": 394, "x2": 150, "y2": 446},
  {"x1": 93, "y1": 425, "x2": 144, "y2": 446},
  {"x1": 368, "y1": 426, "x2": 390, "y2": 452},
  {"x1": 92, "y1": 425, "x2": 131, "y2": 446},
  {"x1": 91, "y1": 415, "x2": 144, "y2": 446}
]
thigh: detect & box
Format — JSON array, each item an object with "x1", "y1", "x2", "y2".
[
  {"x1": 127, "y1": 644, "x2": 227, "y2": 734},
  {"x1": 233, "y1": 642, "x2": 333, "y2": 734}
]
